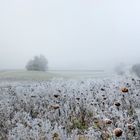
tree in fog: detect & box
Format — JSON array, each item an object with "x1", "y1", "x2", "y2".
[
  {"x1": 26, "y1": 55, "x2": 48, "y2": 71},
  {"x1": 131, "y1": 64, "x2": 140, "y2": 77}
]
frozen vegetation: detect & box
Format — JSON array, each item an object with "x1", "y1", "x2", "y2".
[{"x1": 0, "y1": 76, "x2": 140, "y2": 140}]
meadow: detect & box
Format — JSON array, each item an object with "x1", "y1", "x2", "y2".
[{"x1": 0, "y1": 71, "x2": 140, "y2": 140}]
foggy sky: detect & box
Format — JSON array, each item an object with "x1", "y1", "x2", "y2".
[{"x1": 0, "y1": 0, "x2": 140, "y2": 70}]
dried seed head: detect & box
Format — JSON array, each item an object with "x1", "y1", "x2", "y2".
[
  {"x1": 114, "y1": 101, "x2": 121, "y2": 107},
  {"x1": 104, "y1": 119, "x2": 112, "y2": 125},
  {"x1": 53, "y1": 133, "x2": 59, "y2": 137},
  {"x1": 53, "y1": 133, "x2": 60, "y2": 140},
  {"x1": 113, "y1": 128, "x2": 123, "y2": 137},
  {"x1": 127, "y1": 124, "x2": 135, "y2": 131},
  {"x1": 121, "y1": 88, "x2": 128, "y2": 93},
  {"x1": 54, "y1": 94, "x2": 59, "y2": 98}
]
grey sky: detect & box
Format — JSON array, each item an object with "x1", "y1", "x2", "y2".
[{"x1": 0, "y1": 0, "x2": 140, "y2": 70}]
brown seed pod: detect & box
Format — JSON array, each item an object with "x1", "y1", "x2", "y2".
[
  {"x1": 127, "y1": 124, "x2": 135, "y2": 131},
  {"x1": 121, "y1": 88, "x2": 128, "y2": 93},
  {"x1": 114, "y1": 101, "x2": 121, "y2": 107},
  {"x1": 93, "y1": 118, "x2": 99, "y2": 123},
  {"x1": 113, "y1": 128, "x2": 123, "y2": 137},
  {"x1": 54, "y1": 94, "x2": 59, "y2": 98},
  {"x1": 52, "y1": 133, "x2": 60, "y2": 140},
  {"x1": 104, "y1": 119, "x2": 112, "y2": 125}
]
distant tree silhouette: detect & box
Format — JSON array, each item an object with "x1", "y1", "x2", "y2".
[{"x1": 26, "y1": 55, "x2": 48, "y2": 71}]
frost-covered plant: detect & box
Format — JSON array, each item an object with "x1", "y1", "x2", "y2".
[{"x1": 0, "y1": 77, "x2": 140, "y2": 139}]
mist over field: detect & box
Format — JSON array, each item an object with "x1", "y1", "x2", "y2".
[
  {"x1": 1, "y1": 0, "x2": 140, "y2": 70},
  {"x1": 1, "y1": 1, "x2": 140, "y2": 140}
]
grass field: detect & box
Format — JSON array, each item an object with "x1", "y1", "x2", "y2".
[
  {"x1": 0, "y1": 70, "x2": 114, "y2": 80},
  {"x1": 0, "y1": 75, "x2": 140, "y2": 139},
  {"x1": 0, "y1": 70, "x2": 59, "y2": 80}
]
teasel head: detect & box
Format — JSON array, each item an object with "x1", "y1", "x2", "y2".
[
  {"x1": 114, "y1": 101, "x2": 121, "y2": 107},
  {"x1": 121, "y1": 88, "x2": 128, "y2": 93},
  {"x1": 104, "y1": 119, "x2": 112, "y2": 125},
  {"x1": 113, "y1": 128, "x2": 123, "y2": 137},
  {"x1": 127, "y1": 123, "x2": 135, "y2": 131}
]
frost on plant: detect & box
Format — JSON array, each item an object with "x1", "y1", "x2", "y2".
[{"x1": 0, "y1": 77, "x2": 140, "y2": 140}]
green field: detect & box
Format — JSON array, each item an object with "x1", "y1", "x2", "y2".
[
  {"x1": 0, "y1": 70, "x2": 60, "y2": 80},
  {"x1": 0, "y1": 70, "x2": 113, "y2": 81}
]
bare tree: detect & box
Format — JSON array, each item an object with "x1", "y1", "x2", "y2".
[{"x1": 26, "y1": 55, "x2": 48, "y2": 71}]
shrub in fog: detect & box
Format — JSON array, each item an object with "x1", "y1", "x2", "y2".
[
  {"x1": 131, "y1": 64, "x2": 140, "y2": 77},
  {"x1": 26, "y1": 55, "x2": 48, "y2": 71}
]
